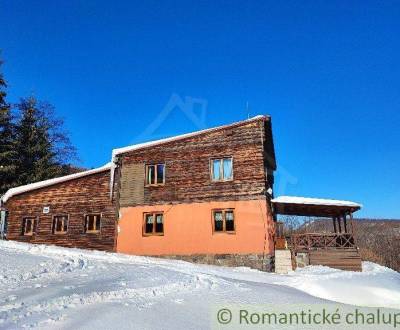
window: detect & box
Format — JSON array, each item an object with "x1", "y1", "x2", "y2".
[
  {"x1": 212, "y1": 209, "x2": 235, "y2": 233},
  {"x1": 22, "y1": 217, "x2": 37, "y2": 236},
  {"x1": 146, "y1": 164, "x2": 165, "y2": 186},
  {"x1": 52, "y1": 215, "x2": 68, "y2": 234},
  {"x1": 211, "y1": 158, "x2": 233, "y2": 181},
  {"x1": 143, "y1": 212, "x2": 164, "y2": 236},
  {"x1": 85, "y1": 214, "x2": 101, "y2": 233}
]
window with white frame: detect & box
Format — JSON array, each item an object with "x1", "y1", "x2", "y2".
[
  {"x1": 211, "y1": 158, "x2": 233, "y2": 181},
  {"x1": 145, "y1": 164, "x2": 165, "y2": 186}
]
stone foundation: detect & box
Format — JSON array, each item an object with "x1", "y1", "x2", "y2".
[{"x1": 156, "y1": 254, "x2": 274, "y2": 272}]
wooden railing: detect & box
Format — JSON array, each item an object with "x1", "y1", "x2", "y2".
[{"x1": 290, "y1": 233, "x2": 356, "y2": 253}]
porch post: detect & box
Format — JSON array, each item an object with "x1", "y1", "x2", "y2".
[
  {"x1": 343, "y1": 214, "x2": 348, "y2": 233},
  {"x1": 349, "y1": 212, "x2": 355, "y2": 235},
  {"x1": 332, "y1": 217, "x2": 337, "y2": 233},
  {"x1": 337, "y1": 215, "x2": 342, "y2": 233}
]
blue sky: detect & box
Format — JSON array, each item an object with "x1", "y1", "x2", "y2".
[{"x1": 1, "y1": 1, "x2": 399, "y2": 218}]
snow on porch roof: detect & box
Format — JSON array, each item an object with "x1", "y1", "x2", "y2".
[
  {"x1": 271, "y1": 196, "x2": 362, "y2": 217},
  {"x1": 1, "y1": 163, "x2": 112, "y2": 204}
]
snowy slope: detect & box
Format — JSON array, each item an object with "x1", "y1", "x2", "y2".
[{"x1": 0, "y1": 241, "x2": 398, "y2": 329}]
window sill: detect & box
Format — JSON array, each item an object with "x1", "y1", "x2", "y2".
[
  {"x1": 53, "y1": 232, "x2": 67, "y2": 235},
  {"x1": 145, "y1": 184, "x2": 165, "y2": 187},
  {"x1": 142, "y1": 233, "x2": 164, "y2": 237},
  {"x1": 85, "y1": 231, "x2": 100, "y2": 234},
  {"x1": 213, "y1": 231, "x2": 236, "y2": 235},
  {"x1": 211, "y1": 179, "x2": 234, "y2": 183}
]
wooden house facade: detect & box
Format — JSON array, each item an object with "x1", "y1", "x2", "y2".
[
  {"x1": 113, "y1": 116, "x2": 276, "y2": 269},
  {"x1": 1, "y1": 116, "x2": 277, "y2": 270},
  {"x1": 1, "y1": 165, "x2": 117, "y2": 252},
  {"x1": 1, "y1": 115, "x2": 363, "y2": 272}
]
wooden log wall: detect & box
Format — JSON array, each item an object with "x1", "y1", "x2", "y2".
[
  {"x1": 118, "y1": 118, "x2": 275, "y2": 207},
  {"x1": 5, "y1": 170, "x2": 117, "y2": 251},
  {"x1": 308, "y1": 248, "x2": 362, "y2": 271}
]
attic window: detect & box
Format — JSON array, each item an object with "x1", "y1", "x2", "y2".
[
  {"x1": 143, "y1": 212, "x2": 164, "y2": 236},
  {"x1": 53, "y1": 215, "x2": 68, "y2": 234},
  {"x1": 145, "y1": 164, "x2": 165, "y2": 186},
  {"x1": 211, "y1": 158, "x2": 233, "y2": 181},
  {"x1": 85, "y1": 214, "x2": 101, "y2": 233},
  {"x1": 22, "y1": 217, "x2": 37, "y2": 236}
]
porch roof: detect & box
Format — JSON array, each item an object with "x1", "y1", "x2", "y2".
[{"x1": 271, "y1": 196, "x2": 362, "y2": 217}]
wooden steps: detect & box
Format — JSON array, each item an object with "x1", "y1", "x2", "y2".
[{"x1": 308, "y1": 248, "x2": 362, "y2": 271}]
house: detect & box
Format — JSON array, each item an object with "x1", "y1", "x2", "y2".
[
  {"x1": 0, "y1": 115, "x2": 363, "y2": 272},
  {"x1": 1, "y1": 164, "x2": 117, "y2": 251},
  {"x1": 0, "y1": 116, "x2": 277, "y2": 270}
]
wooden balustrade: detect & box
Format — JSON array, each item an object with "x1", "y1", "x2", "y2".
[{"x1": 290, "y1": 233, "x2": 356, "y2": 253}]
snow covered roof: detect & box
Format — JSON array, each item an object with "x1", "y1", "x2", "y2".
[
  {"x1": 272, "y1": 196, "x2": 362, "y2": 217},
  {"x1": 2, "y1": 116, "x2": 270, "y2": 203},
  {"x1": 111, "y1": 115, "x2": 267, "y2": 158},
  {"x1": 1, "y1": 163, "x2": 112, "y2": 203},
  {"x1": 272, "y1": 196, "x2": 362, "y2": 208}
]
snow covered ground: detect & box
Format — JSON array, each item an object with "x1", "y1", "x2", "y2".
[{"x1": 0, "y1": 241, "x2": 398, "y2": 329}]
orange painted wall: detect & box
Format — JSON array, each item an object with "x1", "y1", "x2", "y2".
[{"x1": 116, "y1": 199, "x2": 275, "y2": 256}]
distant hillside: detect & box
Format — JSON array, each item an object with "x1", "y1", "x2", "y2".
[{"x1": 303, "y1": 218, "x2": 400, "y2": 272}]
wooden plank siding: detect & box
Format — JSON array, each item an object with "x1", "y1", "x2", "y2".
[
  {"x1": 5, "y1": 170, "x2": 117, "y2": 251},
  {"x1": 117, "y1": 118, "x2": 275, "y2": 206},
  {"x1": 308, "y1": 248, "x2": 362, "y2": 271},
  {"x1": 119, "y1": 163, "x2": 145, "y2": 207}
]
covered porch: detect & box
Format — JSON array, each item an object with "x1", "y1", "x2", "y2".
[{"x1": 272, "y1": 196, "x2": 362, "y2": 271}]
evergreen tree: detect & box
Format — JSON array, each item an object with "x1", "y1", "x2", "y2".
[
  {"x1": 0, "y1": 57, "x2": 17, "y2": 195},
  {"x1": 15, "y1": 97, "x2": 77, "y2": 185}
]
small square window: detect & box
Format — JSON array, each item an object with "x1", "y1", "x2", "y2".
[
  {"x1": 85, "y1": 214, "x2": 101, "y2": 233},
  {"x1": 143, "y1": 212, "x2": 164, "y2": 236},
  {"x1": 146, "y1": 164, "x2": 165, "y2": 186},
  {"x1": 211, "y1": 158, "x2": 233, "y2": 181},
  {"x1": 53, "y1": 215, "x2": 68, "y2": 234},
  {"x1": 22, "y1": 217, "x2": 37, "y2": 236},
  {"x1": 213, "y1": 209, "x2": 235, "y2": 233}
]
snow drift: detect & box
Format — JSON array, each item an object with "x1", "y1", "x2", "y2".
[{"x1": 0, "y1": 241, "x2": 398, "y2": 329}]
